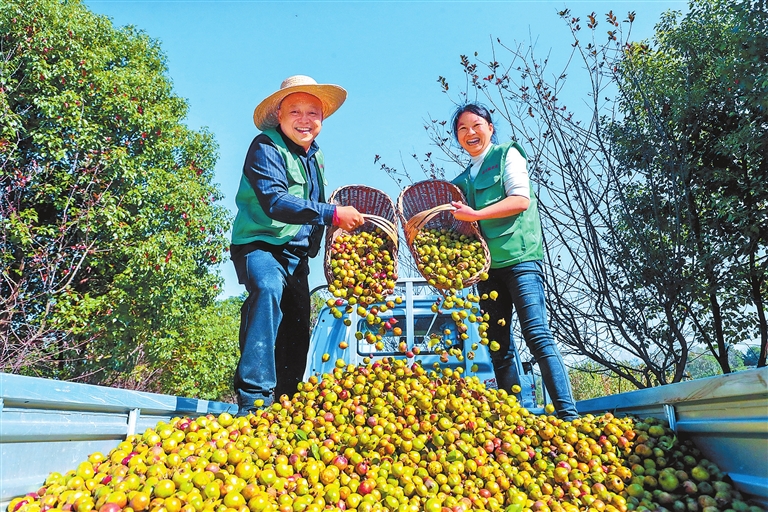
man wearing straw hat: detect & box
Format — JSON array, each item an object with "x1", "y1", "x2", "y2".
[{"x1": 230, "y1": 75, "x2": 364, "y2": 416}]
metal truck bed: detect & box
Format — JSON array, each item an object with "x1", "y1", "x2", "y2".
[
  {"x1": 577, "y1": 366, "x2": 768, "y2": 506},
  {"x1": 1, "y1": 367, "x2": 766, "y2": 509},
  {"x1": 0, "y1": 373, "x2": 236, "y2": 508}
]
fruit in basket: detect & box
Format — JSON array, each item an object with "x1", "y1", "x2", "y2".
[
  {"x1": 11, "y1": 361, "x2": 764, "y2": 512},
  {"x1": 412, "y1": 228, "x2": 487, "y2": 290},
  {"x1": 328, "y1": 229, "x2": 396, "y2": 304}
]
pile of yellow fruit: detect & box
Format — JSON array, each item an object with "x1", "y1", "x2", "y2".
[{"x1": 9, "y1": 360, "x2": 763, "y2": 512}]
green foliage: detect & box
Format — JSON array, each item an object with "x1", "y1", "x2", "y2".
[
  {"x1": 610, "y1": 0, "x2": 768, "y2": 372},
  {"x1": 155, "y1": 296, "x2": 242, "y2": 401},
  {"x1": 310, "y1": 287, "x2": 334, "y2": 329},
  {"x1": 685, "y1": 348, "x2": 746, "y2": 380},
  {"x1": 568, "y1": 361, "x2": 639, "y2": 401},
  {"x1": 393, "y1": 1, "x2": 766, "y2": 385},
  {"x1": 0, "y1": 0, "x2": 231, "y2": 391},
  {"x1": 742, "y1": 345, "x2": 761, "y2": 367}
]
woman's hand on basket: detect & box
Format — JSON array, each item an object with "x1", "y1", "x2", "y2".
[
  {"x1": 334, "y1": 205, "x2": 365, "y2": 231},
  {"x1": 450, "y1": 201, "x2": 478, "y2": 222}
]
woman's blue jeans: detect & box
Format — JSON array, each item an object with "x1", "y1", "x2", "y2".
[
  {"x1": 477, "y1": 260, "x2": 579, "y2": 420},
  {"x1": 232, "y1": 247, "x2": 310, "y2": 412}
]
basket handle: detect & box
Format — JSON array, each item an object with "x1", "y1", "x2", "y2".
[
  {"x1": 404, "y1": 204, "x2": 456, "y2": 245},
  {"x1": 362, "y1": 214, "x2": 398, "y2": 245}
]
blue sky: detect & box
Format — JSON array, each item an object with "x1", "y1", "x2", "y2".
[{"x1": 85, "y1": 0, "x2": 687, "y2": 299}]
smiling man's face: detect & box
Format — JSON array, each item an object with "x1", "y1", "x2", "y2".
[{"x1": 277, "y1": 92, "x2": 323, "y2": 151}]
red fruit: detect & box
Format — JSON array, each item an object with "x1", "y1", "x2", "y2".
[
  {"x1": 358, "y1": 479, "x2": 375, "y2": 495},
  {"x1": 331, "y1": 455, "x2": 348, "y2": 470}
]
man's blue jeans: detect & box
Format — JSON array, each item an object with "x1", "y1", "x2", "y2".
[
  {"x1": 232, "y1": 247, "x2": 310, "y2": 412},
  {"x1": 477, "y1": 260, "x2": 579, "y2": 420}
]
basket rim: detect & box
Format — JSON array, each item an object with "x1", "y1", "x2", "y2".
[
  {"x1": 396, "y1": 179, "x2": 467, "y2": 225},
  {"x1": 329, "y1": 184, "x2": 398, "y2": 222}
]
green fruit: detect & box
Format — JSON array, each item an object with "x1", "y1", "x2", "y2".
[
  {"x1": 659, "y1": 471, "x2": 680, "y2": 492},
  {"x1": 10, "y1": 361, "x2": 743, "y2": 512},
  {"x1": 412, "y1": 228, "x2": 486, "y2": 290},
  {"x1": 692, "y1": 465, "x2": 711, "y2": 482}
]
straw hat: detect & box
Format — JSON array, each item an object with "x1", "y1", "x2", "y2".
[{"x1": 253, "y1": 75, "x2": 347, "y2": 130}]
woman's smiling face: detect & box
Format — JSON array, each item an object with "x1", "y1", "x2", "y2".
[{"x1": 456, "y1": 111, "x2": 494, "y2": 157}]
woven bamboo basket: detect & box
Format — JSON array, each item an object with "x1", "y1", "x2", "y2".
[
  {"x1": 324, "y1": 185, "x2": 399, "y2": 288},
  {"x1": 396, "y1": 179, "x2": 490, "y2": 290}
]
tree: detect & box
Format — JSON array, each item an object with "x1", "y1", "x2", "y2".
[
  {"x1": 383, "y1": 0, "x2": 766, "y2": 385},
  {"x1": 742, "y1": 345, "x2": 761, "y2": 367},
  {"x1": 155, "y1": 297, "x2": 242, "y2": 401},
  {"x1": 611, "y1": 0, "x2": 768, "y2": 371},
  {"x1": 685, "y1": 348, "x2": 746, "y2": 380},
  {"x1": 568, "y1": 361, "x2": 639, "y2": 401},
  {"x1": 0, "y1": 0, "x2": 231, "y2": 390},
  {"x1": 385, "y1": 10, "x2": 688, "y2": 387}
]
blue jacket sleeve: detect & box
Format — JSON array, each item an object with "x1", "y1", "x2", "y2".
[{"x1": 242, "y1": 137, "x2": 335, "y2": 226}]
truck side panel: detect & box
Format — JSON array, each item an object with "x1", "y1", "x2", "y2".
[
  {"x1": 0, "y1": 373, "x2": 236, "y2": 509},
  {"x1": 576, "y1": 367, "x2": 768, "y2": 507}
]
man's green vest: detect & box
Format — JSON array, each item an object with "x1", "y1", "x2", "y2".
[
  {"x1": 452, "y1": 142, "x2": 543, "y2": 269},
  {"x1": 231, "y1": 129, "x2": 326, "y2": 246}
]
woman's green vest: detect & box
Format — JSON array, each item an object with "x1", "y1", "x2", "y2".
[
  {"x1": 231, "y1": 129, "x2": 326, "y2": 246},
  {"x1": 451, "y1": 142, "x2": 543, "y2": 269}
]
